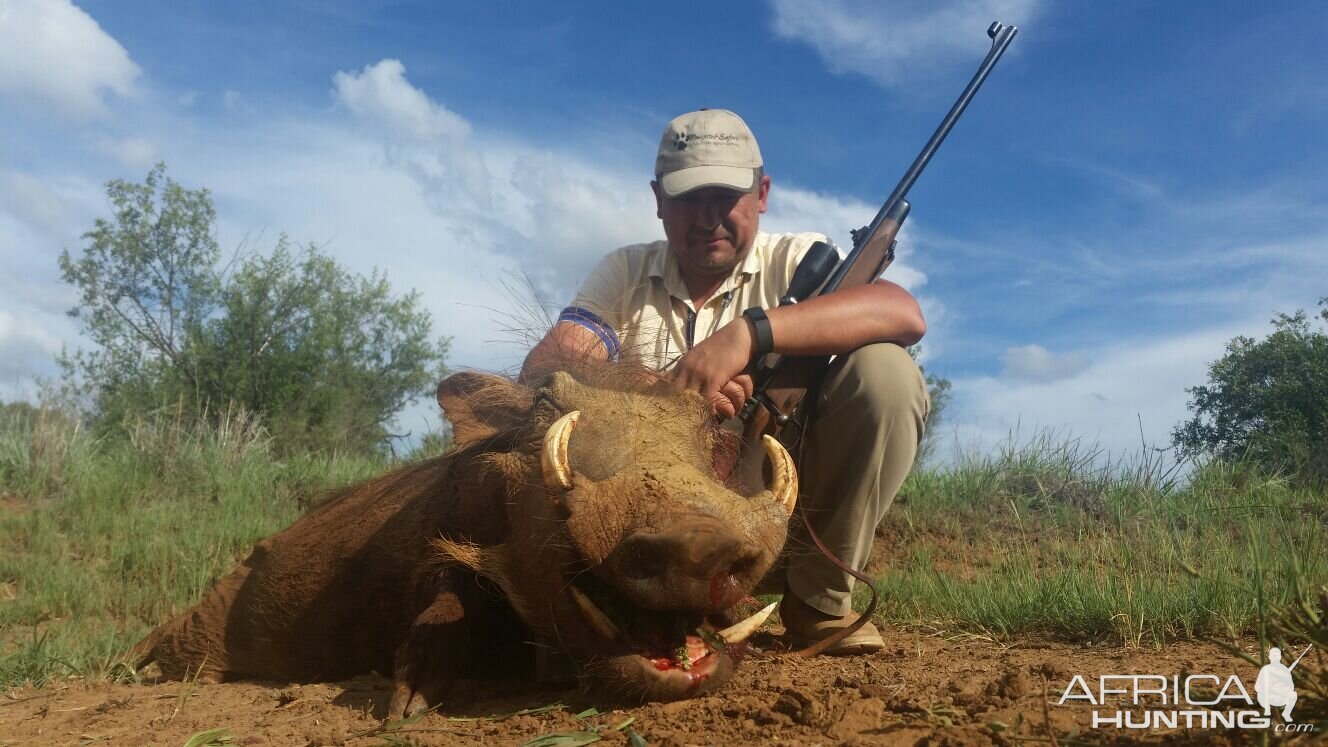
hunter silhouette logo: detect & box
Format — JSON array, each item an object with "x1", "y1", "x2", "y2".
[{"x1": 1257, "y1": 646, "x2": 1307, "y2": 721}]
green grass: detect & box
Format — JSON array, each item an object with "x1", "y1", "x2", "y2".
[
  {"x1": 1, "y1": 408, "x2": 1325, "y2": 688},
  {"x1": 0, "y1": 407, "x2": 389, "y2": 687},
  {"x1": 868, "y1": 431, "x2": 1328, "y2": 647}
]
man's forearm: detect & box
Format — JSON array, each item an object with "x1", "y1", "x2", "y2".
[
  {"x1": 519, "y1": 323, "x2": 609, "y2": 382},
  {"x1": 675, "y1": 280, "x2": 922, "y2": 409},
  {"x1": 763, "y1": 280, "x2": 924, "y2": 356}
]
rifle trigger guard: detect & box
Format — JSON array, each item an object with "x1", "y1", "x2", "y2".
[{"x1": 753, "y1": 392, "x2": 789, "y2": 426}]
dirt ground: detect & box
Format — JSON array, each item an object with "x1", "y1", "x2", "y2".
[{"x1": 3, "y1": 627, "x2": 1319, "y2": 747}]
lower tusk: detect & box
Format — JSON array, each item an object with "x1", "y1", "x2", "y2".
[
  {"x1": 763, "y1": 435, "x2": 798, "y2": 515},
  {"x1": 568, "y1": 584, "x2": 623, "y2": 642},
  {"x1": 717, "y1": 600, "x2": 778, "y2": 644}
]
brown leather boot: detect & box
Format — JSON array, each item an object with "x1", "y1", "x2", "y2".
[{"x1": 779, "y1": 592, "x2": 884, "y2": 655}]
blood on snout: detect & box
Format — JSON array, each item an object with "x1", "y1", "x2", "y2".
[{"x1": 708, "y1": 571, "x2": 744, "y2": 611}]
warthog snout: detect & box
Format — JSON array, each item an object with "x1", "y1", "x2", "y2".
[{"x1": 606, "y1": 516, "x2": 764, "y2": 612}]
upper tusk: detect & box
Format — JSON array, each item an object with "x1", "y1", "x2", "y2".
[
  {"x1": 568, "y1": 584, "x2": 624, "y2": 642},
  {"x1": 717, "y1": 600, "x2": 778, "y2": 644},
  {"x1": 541, "y1": 410, "x2": 580, "y2": 491},
  {"x1": 763, "y1": 434, "x2": 798, "y2": 515}
]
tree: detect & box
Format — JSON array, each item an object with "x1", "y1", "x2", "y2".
[
  {"x1": 59, "y1": 164, "x2": 450, "y2": 454},
  {"x1": 58, "y1": 163, "x2": 220, "y2": 422},
  {"x1": 908, "y1": 346, "x2": 952, "y2": 465},
  {"x1": 201, "y1": 237, "x2": 449, "y2": 451},
  {"x1": 1173, "y1": 298, "x2": 1328, "y2": 485}
]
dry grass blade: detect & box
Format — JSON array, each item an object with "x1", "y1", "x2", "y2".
[
  {"x1": 521, "y1": 731, "x2": 601, "y2": 747},
  {"x1": 166, "y1": 655, "x2": 208, "y2": 725},
  {"x1": 342, "y1": 702, "x2": 445, "y2": 741},
  {"x1": 442, "y1": 701, "x2": 566, "y2": 722},
  {"x1": 1039, "y1": 677, "x2": 1060, "y2": 747},
  {"x1": 182, "y1": 728, "x2": 232, "y2": 747}
]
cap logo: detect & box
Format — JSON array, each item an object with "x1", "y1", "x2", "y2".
[{"x1": 672, "y1": 132, "x2": 743, "y2": 152}]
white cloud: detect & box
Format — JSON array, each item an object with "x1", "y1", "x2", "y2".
[
  {"x1": 1001, "y1": 343, "x2": 1089, "y2": 382},
  {"x1": 0, "y1": 309, "x2": 62, "y2": 365},
  {"x1": 943, "y1": 324, "x2": 1263, "y2": 464},
  {"x1": 90, "y1": 134, "x2": 156, "y2": 169},
  {"x1": 767, "y1": 0, "x2": 1040, "y2": 91},
  {"x1": 0, "y1": 169, "x2": 68, "y2": 237},
  {"x1": 0, "y1": 308, "x2": 65, "y2": 401},
  {"x1": 326, "y1": 59, "x2": 659, "y2": 306},
  {"x1": 332, "y1": 60, "x2": 497, "y2": 226},
  {"x1": 0, "y1": 167, "x2": 110, "y2": 401},
  {"x1": 505, "y1": 150, "x2": 660, "y2": 290},
  {"x1": 332, "y1": 60, "x2": 471, "y2": 141},
  {"x1": 0, "y1": 0, "x2": 139, "y2": 120},
  {"x1": 222, "y1": 89, "x2": 247, "y2": 112}
]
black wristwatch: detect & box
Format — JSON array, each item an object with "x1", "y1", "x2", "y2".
[{"x1": 742, "y1": 306, "x2": 774, "y2": 359}]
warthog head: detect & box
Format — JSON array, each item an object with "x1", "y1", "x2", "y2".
[{"x1": 436, "y1": 366, "x2": 796, "y2": 701}]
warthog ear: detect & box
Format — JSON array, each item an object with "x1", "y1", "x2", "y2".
[{"x1": 437, "y1": 371, "x2": 531, "y2": 446}]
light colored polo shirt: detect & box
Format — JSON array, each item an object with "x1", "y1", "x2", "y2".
[{"x1": 560, "y1": 231, "x2": 827, "y2": 372}]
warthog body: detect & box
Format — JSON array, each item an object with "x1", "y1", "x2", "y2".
[{"x1": 136, "y1": 367, "x2": 797, "y2": 717}]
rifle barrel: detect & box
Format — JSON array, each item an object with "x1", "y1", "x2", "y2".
[
  {"x1": 1289, "y1": 644, "x2": 1313, "y2": 671},
  {"x1": 825, "y1": 22, "x2": 1018, "y2": 291}
]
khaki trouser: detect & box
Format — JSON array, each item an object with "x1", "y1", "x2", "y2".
[{"x1": 768, "y1": 343, "x2": 930, "y2": 617}]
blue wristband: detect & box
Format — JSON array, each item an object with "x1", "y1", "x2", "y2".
[{"x1": 556, "y1": 306, "x2": 620, "y2": 359}]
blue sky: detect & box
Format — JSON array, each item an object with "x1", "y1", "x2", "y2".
[{"x1": 2, "y1": 0, "x2": 1325, "y2": 459}]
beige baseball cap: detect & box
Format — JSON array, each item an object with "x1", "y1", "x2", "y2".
[{"x1": 654, "y1": 109, "x2": 763, "y2": 197}]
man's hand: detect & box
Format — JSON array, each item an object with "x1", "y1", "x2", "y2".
[{"x1": 671, "y1": 318, "x2": 757, "y2": 418}]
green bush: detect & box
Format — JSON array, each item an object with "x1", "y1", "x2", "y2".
[
  {"x1": 58, "y1": 163, "x2": 450, "y2": 455},
  {"x1": 1173, "y1": 298, "x2": 1328, "y2": 486}
]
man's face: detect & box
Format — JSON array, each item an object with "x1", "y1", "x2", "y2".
[{"x1": 652, "y1": 175, "x2": 771, "y2": 282}]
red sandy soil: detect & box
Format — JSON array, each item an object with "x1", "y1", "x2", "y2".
[{"x1": 3, "y1": 628, "x2": 1317, "y2": 746}]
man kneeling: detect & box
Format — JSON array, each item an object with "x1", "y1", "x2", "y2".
[{"x1": 523, "y1": 109, "x2": 930, "y2": 655}]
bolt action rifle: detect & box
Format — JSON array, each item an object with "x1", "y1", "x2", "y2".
[
  {"x1": 739, "y1": 22, "x2": 1018, "y2": 656},
  {"x1": 740, "y1": 21, "x2": 1018, "y2": 448}
]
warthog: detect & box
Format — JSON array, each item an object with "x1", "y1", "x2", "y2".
[{"x1": 136, "y1": 367, "x2": 797, "y2": 717}]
